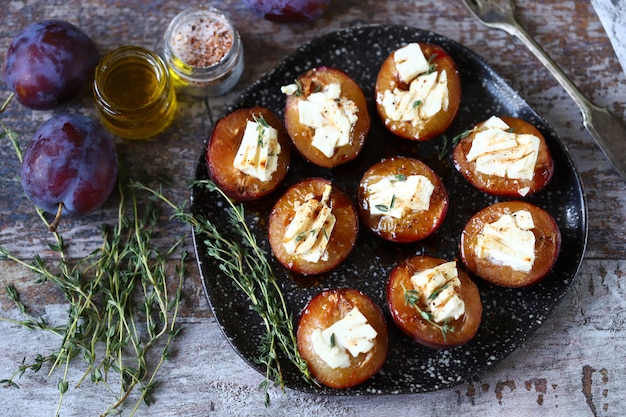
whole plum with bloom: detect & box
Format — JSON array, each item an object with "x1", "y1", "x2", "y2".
[
  {"x1": 21, "y1": 114, "x2": 118, "y2": 218},
  {"x1": 3, "y1": 20, "x2": 99, "y2": 110},
  {"x1": 242, "y1": 0, "x2": 330, "y2": 22}
]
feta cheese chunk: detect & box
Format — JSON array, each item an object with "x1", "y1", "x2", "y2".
[
  {"x1": 312, "y1": 307, "x2": 378, "y2": 369},
  {"x1": 378, "y1": 42, "x2": 450, "y2": 132},
  {"x1": 475, "y1": 209, "x2": 536, "y2": 272},
  {"x1": 283, "y1": 184, "x2": 336, "y2": 263},
  {"x1": 233, "y1": 118, "x2": 281, "y2": 181},
  {"x1": 282, "y1": 82, "x2": 359, "y2": 158},
  {"x1": 466, "y1": 116, "x2": 540, "y2": 182},
  {"x1": 393, "y1": 43, "x2": 430, "y2": 83},
  {"x1": 366, "y1": 174, "x2": 435, "y2": 219},
  {"x1": 380, "y1": 69, "x2": 449, "y2": 127},
  {"x1": 410, "y1": 261, "x2": 465, "y2": 323}
]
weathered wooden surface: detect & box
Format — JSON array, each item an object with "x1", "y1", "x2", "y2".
[{"x1": 1, "y1": 0, "x2": 625, "y2": 416}]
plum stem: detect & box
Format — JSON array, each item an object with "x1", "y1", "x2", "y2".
[
  {"x1": 0, "y1": 93, "x2": 14, "y2": 113},
  {"x1": 49, "y1": 203, "x2": 64, "y2": 233}
]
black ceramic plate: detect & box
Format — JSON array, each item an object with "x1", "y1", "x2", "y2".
[{"x1": 191, "y1": 25, "x2": 587, "y2": 395}]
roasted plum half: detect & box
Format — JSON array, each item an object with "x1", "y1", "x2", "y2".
[
  {"x1": 375, "y1": 42, "x2": 461, "y2": 141},
  {"x1": 357, "y1": 156, "x2": 448, "y2": 243},
  {"x1": 386, "y1": 255, "x2": 482, "y2": 349},
  {"x1": 206, "y1": 106, "x2": 291, "y2": 201},
  {"x1": 460, "y1": 201, "x2": 561, "y2": 288},
  {"x1": 282, "y1": 66, "x2": 370, "y2": 168},
  {"x1": 268, "y1": 178, "x2": 358, "y2": 276},
  {"x1": 452, "y1": 115, "x2": 554, "y2": 197},
  {"x1": 297, "y1": 288, "x2": 388, "y2": 389}
]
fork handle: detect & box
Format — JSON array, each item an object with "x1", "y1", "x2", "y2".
[{"x1": 502, "y1": 21, "x2": 626, "y2": 179}]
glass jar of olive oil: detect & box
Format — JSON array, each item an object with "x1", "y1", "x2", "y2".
[{"x1": 93, "y1": 46, "x2": 177, "y2": 140}]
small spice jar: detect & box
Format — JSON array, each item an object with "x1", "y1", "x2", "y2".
[
  {"x1": 93, "y1": 46, "x2": 177, "y2": 140},
  {"x1": 163, "y1": 6, "x2": 244, "y2": 97}
]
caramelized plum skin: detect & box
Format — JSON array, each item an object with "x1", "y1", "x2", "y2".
[
  {"x1": 284, "y1": 66, "x2": 370, "y2": 168},
  {"x1": 3, "y1": 20, "x2": 99, "y2": 110},
  {"x1": 357, "y1": 157, "x2": 449, "y2": 242},
  {"x1": 268, "y1": 178, "x2": 358, "y2": 276},
  {"x1": 21, "y1": 114, "x2": 118, "y2": 217},
  {"x1": 375, "y1": 43, "x2": 462, "y2": 141},
  {"x1": 461, "y1": 201, "x2": 561, "y2": 287},
  {"x1": 242, "y1": 0, "x2": 330, "y2": 22},
  {"x1": 387, "y1": 256, "x2": 482, "y2": 349},
  {"x1": 297, "y1": 288, "x2": 388, "y2": 389},
  {"x1": 207, "y1": 106, "x2": 291, "y2": 201},
  {"x1": 452, "y1": 116, "x2": 554, "y2": 197}
]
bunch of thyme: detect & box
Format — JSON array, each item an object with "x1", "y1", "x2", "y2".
[
  {"x1": 0, "y1": 119, "x2": 185, "y2": 416},
  {"x1": 138, "y1": 179, "x2": 315, "y2": 405}
]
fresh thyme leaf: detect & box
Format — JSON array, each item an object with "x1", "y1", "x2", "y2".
[
  {"x1": 438, "y1": 134, "x2": 450, "y2": 161},
  {"x1": 294, "y1": 79, "x2": 303, "y2": 97},
  {"x1": 428, "y1": 282, "x2": 450, "y2": 301},
  {"x1": 0, "y1": 168, "x2": 185, "y2": 416},
  {"x1": 375, "y1": 194, "x2": 396, "y2": 213},
  {"x1": 426, "y1": 53, "x2": 437, "y2": 74},
  {"x1": 395, "y1": 174, "x2": 407, "y2": 181},
  {"x1": 402, "y1": 283, "x2": 454, "y2": 340},
  {"x1": 252, "y1": 113, "x2": 270, "y2": 128},
  {"x1": 329, "y1": 332, "x2": 336, "y2": 348},
  {"x1": 452, "y1": 129, "x2": 471, "y2": 146},
  {"x1": 158, "y1": 179, "x2": 316, "y2": 405},
  {"x1": 412, "y1": 100, "x2": 422, "y2": 108},
  {"x1": 375, "y1": 204, "x2": 389, "y2": 212}
]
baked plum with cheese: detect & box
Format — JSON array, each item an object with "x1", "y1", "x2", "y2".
[
  {"x1": 357, "y1": 157, "x2": 448, "y2": 243},
  {"x1": 452, "y1": 115, "x2": 554, "y2": 197},
  {"x1": 268, "y1": 178, "x2": 358, "y2": 275},
  {"x1": 297, "y1": 288, "x2": 388, "y2": 389},
  {"x1": 282, "y1": 66, "x2": 370, "y2": 168},
  {"x1": 375, "y1": 42, "x2": 461, "y2": 141},
  {"x1": 387, "y1": 256, "x2": 482, "y2": 349},
  {"x1": 460, "y1": 201, "x2": 561, "y2": 288},
  {"x1": 206, "y1": 106, "x2": 291, "y2": 201}
]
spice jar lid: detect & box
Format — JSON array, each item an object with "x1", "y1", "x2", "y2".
[{"x1": 163, "y1": 6, "x2": 244, "y2": 97}]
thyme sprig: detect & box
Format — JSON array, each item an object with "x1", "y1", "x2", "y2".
[
  {"x1": 437, "y1": 129, "x2": 472, "y2": 160},
  {"x1": 402, "y1": 284, "x2": 454, "y2": 340},
  {"x1": 1, "y1": 121, "x2": 185, "y2": 416},
  {"x1": 137, "y1": 179, "x2": 315, "y2": 405}
]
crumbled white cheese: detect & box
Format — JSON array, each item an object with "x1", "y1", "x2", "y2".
[
  {"x1": 393, "y1": 43, "x2": 430, "y2": 83},
  {"x1": 475, "y1": 209, "x2": 536, "y2": 272},
  {"x1": 282, "y1": 82, "x2": 359, "y2": 158},
  {"x1": 283, "y1": 184, "x2": 336, "y2": 263},
  {"x1": 233, "y1": 118, "x2": 281, "y2": 181},
  {"x1": 366, "y1": 174, "x2": 434, "y2": 219},
  {"x1": 465, "y1": 116, "x2": 541, "y2": 182},
  {"x1": 378, "y1": 43, "x2": 450, "y2": 133},
  {"x1": 311, "y1": 307, "x2": 378, "y2": 369},
  {"x1": 410, "y1": 261, "x2": 465, "y2": 323}
]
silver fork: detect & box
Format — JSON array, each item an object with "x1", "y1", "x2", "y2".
[{"x1": 462, "y1": 0, "x2": 626, "y2": 180}]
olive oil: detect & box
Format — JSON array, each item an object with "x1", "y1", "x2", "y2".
[{"x1": 94, "y1": 46, "x2": 177, "y2": 140}]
